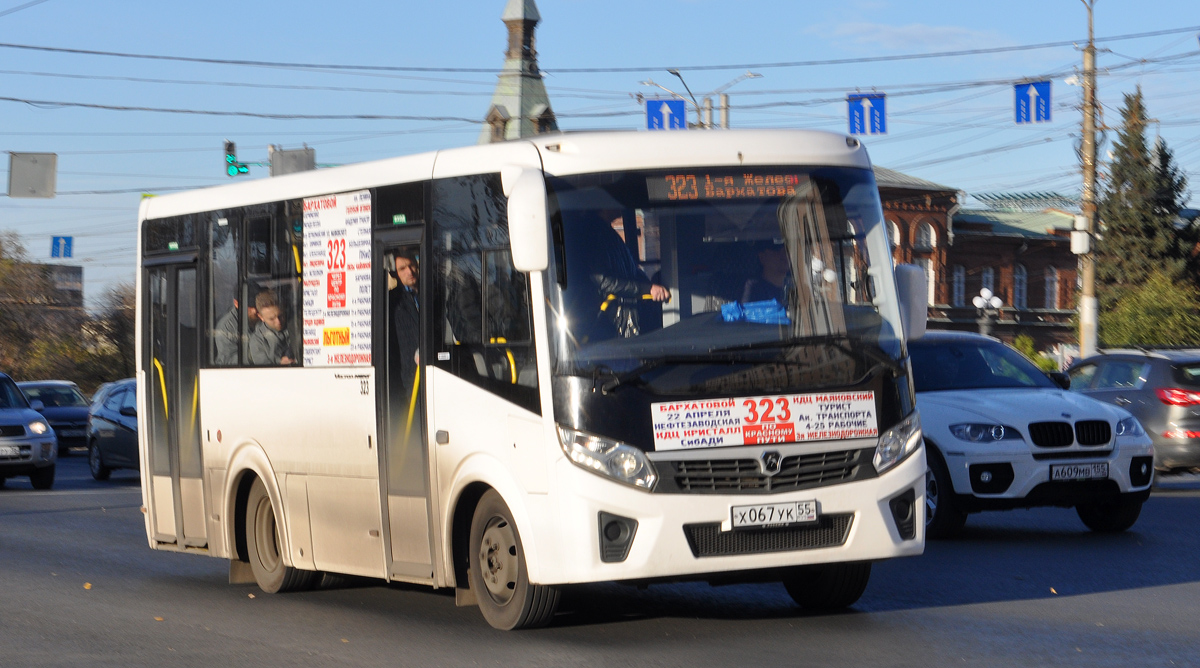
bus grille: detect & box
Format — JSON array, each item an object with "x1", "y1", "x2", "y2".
[
  {"x1": 1028, "y1": 422, "x2": 1074, "y2": 447},
  {"x1": 659, "y1": 449, "x2": 873, "y2": 495},
  {"x1": 1075, "y1": 420, "x2": 1111, "y2": 446},
  {"x1": 683, "y1": 513, "x2": 853, "y2": 558}
]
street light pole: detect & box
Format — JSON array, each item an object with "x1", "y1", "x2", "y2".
[
  {"x1": 667, "y1": 69, "x2": 702, "y2": 128},
  {"x1": 973, "y1": 289, "x2": 1003, "y2": 337},
  {"x1": 1078, "y1": 0, "x2": 1100, "y2": 358}
]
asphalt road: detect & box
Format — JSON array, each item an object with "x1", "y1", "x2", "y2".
[{"x1": 2, "y1": 453, "x2": 1198, "y2": 667}]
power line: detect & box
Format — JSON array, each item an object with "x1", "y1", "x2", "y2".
[
  {"x1": 0, "y1": 25, "x2": 1198, "y2": 75},
  {"x1": 0, "y1": 0, "x2": 51, "y2": 19}
]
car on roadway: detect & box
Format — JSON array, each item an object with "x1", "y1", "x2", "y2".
[
  {"x1": 18, "y1": 380, "x2": 91, "y2": 457},
  {"x1": 910, "y1": 331, "x2": 1154, "y2": 537},
  {"x1": 85, "y1": 378, "x2": 138, "y2": 481},
  {"x1": 1067, "y1": 349, "x2": 1200, "y2": 474},
  {"x1": 0, "y1": 372, "x2": 58, "y2": 489}
]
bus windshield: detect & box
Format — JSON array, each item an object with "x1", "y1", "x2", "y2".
[{"x1": 545, "y1": 166, "x2": 909, "y2": 448}]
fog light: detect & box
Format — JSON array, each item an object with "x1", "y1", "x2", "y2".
[
  {"x1": 597, "y1": 512, "x2": 638, "y2": 563},
  {"x1": 40, "y1": 443, "x2": 52, "y2": 458},
  {"x1": 980, "y1": 471, "x2": 993, "y2": 483}
]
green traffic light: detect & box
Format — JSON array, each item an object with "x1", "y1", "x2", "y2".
[
  {"x1": 226, "y1": 154, "x2": 236, "y2": 164},
  {"x1": 237, "y1": 164, "x2": 249, "y2": 174},
  {"x1": 227, "y1": 165, "x2": 238, "y2": 177}
]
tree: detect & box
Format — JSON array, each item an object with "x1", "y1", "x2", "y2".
[
  {"x1": 0, "y1": 231, "x2": 88, "y2": 381},
  {"x1": 1095, "y1": 87, "x2": 1192, "y2": 308},
  {"x1": 1099, "y1": 270, "x2": 1200, "y2": 347}
]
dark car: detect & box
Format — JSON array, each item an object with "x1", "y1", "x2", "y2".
[
  {"x1": 18, "y1": 380, "x2": 90, "y2": 456},
  {"x1": 1069, "y1": 349, "x2": 1200, "y2": 473},
  {"x1": 0, "y1": 372, "x2": 57, "y2": 489},
  {"x1": 86, "y1": 378, "x2": 138, "y2": 481}
]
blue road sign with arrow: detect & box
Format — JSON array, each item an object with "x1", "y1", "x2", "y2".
[
  {"x1": 848, "y1": 94, "x2": 886, "y2": 135},
  {"x1": 51, "y1": 236, "x2": 73, "y2": 258},
  {"x1": 646, "y1": 99, "x2": 687, "y2": 130},
  {"x1": 1015, "y1": 81, "x2": 1051, "y2": 124}
]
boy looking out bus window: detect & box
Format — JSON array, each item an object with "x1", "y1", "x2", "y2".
[{"x1": 249, "y1": 290, "x2": 294, "y2": 366}]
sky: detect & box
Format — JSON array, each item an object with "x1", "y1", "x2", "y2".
[{"x1": 0, "y1": 0, "x2": 1197, "y2": 308}]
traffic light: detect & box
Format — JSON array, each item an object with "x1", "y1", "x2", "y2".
[{"x1": 224, "y1": 140, "x2": 249, "y2": 177}]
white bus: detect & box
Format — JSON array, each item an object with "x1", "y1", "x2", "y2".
[{"x1": 135, "y1": 129, "x2": 929, "y2": 629}]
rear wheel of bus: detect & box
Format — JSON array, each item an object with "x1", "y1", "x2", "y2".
[
  {"x1": 467, "y1": 490, "x2": 559, "y2": 630},
  {"x1": 782, "y1": 561, "x2": 871, "y2": 611},
  {"x1": 245, "y1": 478, "x2": 315, "y2": 593}
]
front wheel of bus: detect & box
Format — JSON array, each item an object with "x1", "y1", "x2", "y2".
[
  {"x1": 783, "y1": 561, "x2": 871, "y2": 611},
  {"x1": 245, "y1": 478, "x2": 315, "y2": 594},
  {"x1": 467, "y1": 490, "x2": 559, "y2": 630}
]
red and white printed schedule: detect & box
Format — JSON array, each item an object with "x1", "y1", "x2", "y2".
[
  {"x1": 650, "y1": 391, "x2": 877, "y2": 451},
  {"x1": 301, "y1": 190, "x2": 372, "y2": 367}
]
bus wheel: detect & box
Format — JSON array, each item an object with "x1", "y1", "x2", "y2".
[
  {"x1": 783, "y1": 561, "x2": 871, "y2": 611},
  {"x1": 467, "y1": 490, "x2": 559, "y2": 630},
  {"x1": 245, "y1": 478, "x2": 315, "y2": 593}
]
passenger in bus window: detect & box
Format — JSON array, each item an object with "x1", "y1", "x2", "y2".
[
  {"x1": 391, "y1": 252, "x2": 420, "y2": 388},
  {"x1": 213, "y1": 297, "x2": 258, "y2": 366},
  {"x1": 249, "y1": 290, "x2": 294, "y2": 366}
]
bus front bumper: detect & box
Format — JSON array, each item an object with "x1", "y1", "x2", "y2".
[{"x1": 530, "y1": 444, "x2": 926, "y2": 585}]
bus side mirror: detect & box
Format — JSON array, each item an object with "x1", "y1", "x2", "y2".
[
  {"x1": 894, "y1": 264, "x2": 927, "y2": 341},
  {"x1": 506, "y1": 168, "x2": 549, "y2": 273}
]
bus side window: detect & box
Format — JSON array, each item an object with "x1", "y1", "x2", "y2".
[
  {"x1": 242, "y1": 202, "x2": 304, "y2": 367},
  {"x1": 431, "y1": 174, "x2": 539, "y2": 414},
  {"x1": 210, "y1": 214, "x2": 241, "y2": 367}
]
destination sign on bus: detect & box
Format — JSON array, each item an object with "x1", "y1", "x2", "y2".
[
  {"x1": 646, "y1": 172, "x2": 805, "y2": 201},
  {"x1": 650, "y1": 390, "x2": 877, "y2": 450}
]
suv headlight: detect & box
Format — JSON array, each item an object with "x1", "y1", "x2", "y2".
[
  {"x1": 557, "y1": 425, "x2": 657, "y2": 490},
  {"x1": 1115, "y1": 416, "x2": 1145, "y2": 437},
  {"x1": 28, "y1": 420, "x2": 50, "y2": 435},
  {"x1": 874, "y1": 412, "x2": 922, "y2": 473},
  {"x1": 949, "y1": 423, "x2": 1023, "y2": 443}
]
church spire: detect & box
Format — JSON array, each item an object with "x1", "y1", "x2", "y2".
[{"x1": 479, "y1": 0, "x2": 558, "y2": 144}]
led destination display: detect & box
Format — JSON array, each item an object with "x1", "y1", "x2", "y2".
[{"x1": 646, "y1": 172, "x2": 805, "y2": 201}]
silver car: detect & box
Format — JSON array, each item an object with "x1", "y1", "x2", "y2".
[
  {"x1": 0, "y1": 372, "x2": 58, "y2": 489},
  {"x1": 1069, "y1": 349, "x2": 1200, "y2": 473}
]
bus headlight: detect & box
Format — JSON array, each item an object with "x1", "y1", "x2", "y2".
[
  {"x1": 557, "y1": 425, "x2": 657, "y2": 490},
  {"x1": 874, "y1": 412, "x2": 922, "y2": 473},
  {"x1": 28, "y1": 420, "x2": 50, "y2": 435}
]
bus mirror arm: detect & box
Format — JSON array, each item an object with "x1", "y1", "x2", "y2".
[
  {"x1": 507, "y1": 168, "x2": 550, "y2": 273},
  {"x1": 894, "y1": 264, "x2": 927, "y2": 341}
]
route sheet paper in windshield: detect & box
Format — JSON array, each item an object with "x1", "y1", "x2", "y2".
[
  {"x1": 651, "y1": 392, "x2": 877, "y2": 450},
  {"x1": 301, "y1": 190, "x2": 372, "y2": 366}
]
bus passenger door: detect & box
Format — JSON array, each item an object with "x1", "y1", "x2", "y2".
[
  {"x1": 374, "y1": 230, "x2": 434, "y2": 581},
  {"x1": 143, "y1": 261, "x2": 208, "y2": 549}
]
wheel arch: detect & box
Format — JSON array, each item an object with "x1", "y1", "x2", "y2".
[
  {"x1": 224, "y1": 441, "x2": 285, "y2": 565},
  {"x1": 442, "y1": 452, "x2": 540, "y2": 589}
]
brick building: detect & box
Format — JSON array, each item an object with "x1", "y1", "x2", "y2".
[{"x1": 876, "y1": 167, "x2": 1078, "y2": 351}]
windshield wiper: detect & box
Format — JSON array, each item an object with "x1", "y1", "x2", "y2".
[
  {"x1": 710, "y1": 333, "x2": 904, "y2": 377},
  {"x1": 596, "y1": 354, "x2": 815, "y2": 394}
]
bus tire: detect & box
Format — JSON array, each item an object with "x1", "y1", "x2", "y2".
[
  {"x1": 783, "y1": 561, "x2": 871, "y2": 611},
  {"x1": 245, "y1": 478, "x2": 315, "y2": 593},
  {"x1": 29, "y1": 464, "x2": 55, "y2": 490},
  {"x1": 467, "y1": 490, "x2": 559, "y2": 630}
]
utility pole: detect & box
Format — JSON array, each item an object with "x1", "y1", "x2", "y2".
[{"x1": 1078, "y1": 0, "x2": 1099, "y2": 358}]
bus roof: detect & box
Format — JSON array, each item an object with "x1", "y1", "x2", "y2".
[{"x1": 139, "y1": 129, "x2": 871, "y2": 222}]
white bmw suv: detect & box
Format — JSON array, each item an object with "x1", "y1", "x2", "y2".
[{"x1": 910, "y1": 331, "x2": 1154, "y2": 538}]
